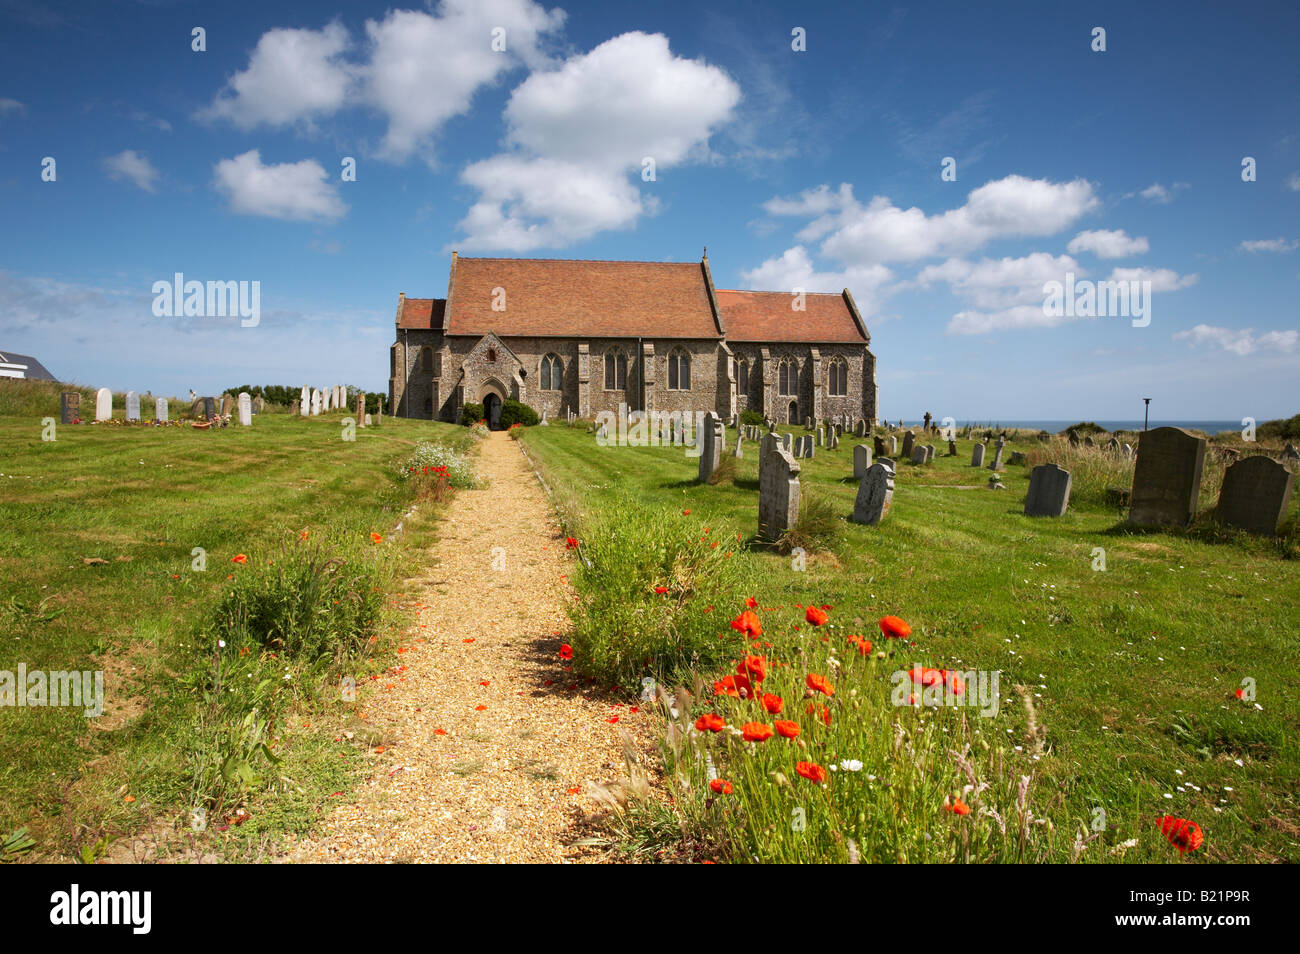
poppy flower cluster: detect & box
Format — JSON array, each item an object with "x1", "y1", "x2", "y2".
[
  {"x1": 847, "y1": 634, "x2": 873, "y2": 656},
  {"x1": 1157, "y1": 815, "x2": 1204, "y2": 854},
  {"x1": 904, "y1": 666, "x2": 965, "y2": 697},
  {"x1": 879, "y1": 615, "x2": 911, "y2": 640}
]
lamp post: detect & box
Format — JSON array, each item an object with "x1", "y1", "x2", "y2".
[{"x1": 1143, "y1": 398, "x2": 1151, "y2": 431}]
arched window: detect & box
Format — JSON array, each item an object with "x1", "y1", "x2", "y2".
[
  {"x1": 668, "y1": 347, "x2": 691, "y2": 391},
  {"x1": 827, "y1": 356, "x2": 848, "y2": 396},
  {"x1": 540, "y1": 353, "x2": 562, "y2": 390},
  {"x1": 737, "y1": 359, "x2": 749, "y2": 394},
  {"x1": 778, "y1": 357, "x2": 798, "y2": 396},
  {"x1": 419, "y1": 346, "x2": 433, "y2": 373},
  {"x1": 604, "y1": 348, "x2": 627, "y2": 390}
]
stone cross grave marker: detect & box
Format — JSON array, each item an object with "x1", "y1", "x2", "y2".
[
  {"x1": 1129, "y1": 427, "x2": 1206, "y2": 528},
  {"x1": 851, "y1": 460, "x2": 895, "y2": 526},
  {"x1": 988, "y1": 437, "x2": 1006, "y2": 471},
  {"x1": 758, "y1": 439, "x2": 801, "y2": 541},
  {"x1": 1025, "y1": 463, "x2": 1072, "y2": 517},
  {"x1": 1216, "y1": 455, "x2": 1294, "y2": 535}
]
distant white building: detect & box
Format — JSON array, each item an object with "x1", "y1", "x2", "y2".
[{"x1": 0, "y1": 350, "x2": 56, "y2": 381}]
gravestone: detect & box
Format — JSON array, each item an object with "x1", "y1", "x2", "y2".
[
  {"x1": 1282, "y1": 443, "x2": 1300, "y2": 461},
  {"x1": 155, "y1": 397, "x2": 168, "y2": 423},
  {"x1": 364, "y1": 413, "x2": 373, "y2": 426},
  {"x1": 855, "y1": 419, "x2": 866, "y2": 437},
  {"x1": 190, "y1": 397, "x2": 203, "y2": 418},
  {"x1": 698, "y1": 412, "x2": 723, "y2": 482},
  {"x1": 851, "y1": 461, "x2": 895, "y2": 526},
  {"x1": 376, "y1": 397, "x2": 383, "y2": 426},
  {"x1": 734, "y1": 433, "x2": 744, "y2": 459},
  {"x1": 803, "y1": 436, "x2": 815, "y2": 459},
  {"x1": 853, "y1": 444, "x2": 873, "y2": 479},
  {"x1": 203, "y1": 396, "x2": 216, "y2": 419},
  {"x1": 1084, "y1": 436, "x2": 1095, "y2": 447},
  {"x1": 888, "y1": 436, "x2": 898, "y2": 455},
  {"x1": 1009, "y1": 451, "x2": 1027, "y2": 465},
  {"x1": 237, "y1": 392, "x2": 252, "y2": 426},
  {"x1": 829, "y1": 433, "x2": 839, "y2": 450},
  {"x1": 901, "y1": 431, "x2": 915, "y2": 460},
  {"x1": 311, "y1": 389, "x2": 322, "y2": 415},
  {"x1": 988, "y1": 438, "x2": 1006, "y2": 471},
  {"x1": 924, "y1": 444, "x2": 935, "y2": 463},
  {"x1": 758, "y1": 440, "x2": 801, "y2": 541},
  {"x1": 252, "y1": 396, "x2": 265, "y2": 414},
  {"x1": 873, "y1": 436, "x2": 885, "y2": 457},
  {"x1": 970, "y1": 442, "x2": 985, "y2": 467},
  {"x1": 355, "y1": 394, "x2": 365, "y2": 424},
  {"x1": 124, "y1": 391, "x2": 140, "y2": 422},
  {"x1": 300, "y1": 387, "x2": 310, "y2": 416},
  {"x1": 1129, "y1": 427, "x2": 1206, "y2": 528},
  {"x1": 1122, "y1": 443, "x2": 1133, "y2": 458},
  {"x1": 781, "y1": 433, "x2": 793, "y2": 454},
  {"x1": 1067, "y1": 430, "x2": 1080, "y2": 447},
  {"x1": 220, "y1": 393, "x2": 233, "y2": 417},
  {"x1": 911, "y1": 444, "x2": 927, "y2": 465},
  {"x1": 816, "y1": 427, "x2": 824, "y2": 447},
  {"x1": 1106, "y1": 437, "x2": 1120, "y2": 452},
  {"x1": 1025, "y1": 464, "x2": 1072, "y2": 517},
  {"x1": 61, "y1": 391, "x2": 80, "y2": 424},
  {"x1": 1216, "y1": 455, "x2": 1294, "y2": 535},
  {"x1": 948, "y1": 439, "x2": 957, "y2": 456}
]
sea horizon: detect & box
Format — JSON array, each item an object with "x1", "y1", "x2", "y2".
[{"x1": 881, "y1": 419, "x2": 1248, "y2": 435}]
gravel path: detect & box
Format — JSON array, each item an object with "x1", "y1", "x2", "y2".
[{"x1": 290, "y1": 431, "x2": 650, "y2": 863}]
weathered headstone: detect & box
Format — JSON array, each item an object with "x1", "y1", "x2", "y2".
[
  {"x1": 1216, "y1": 455, "x2": 1294, "y2": 535},
  {"x1": 855, "y1": 419, "x2": 866, "y2": 437},
  {"x1": 252, "y1": 396, "x2": 265, "y2": 415},
  {"x1": 816, "y1": 427, "x2": 824, "y2": 447},
  {"x1": 970, "y1": 442, "x2": 985, "y2": 467},
  {"x1": 124, "y1": 391, "x2": 140, "y2": 422},
  {"x1": 1122, "y1": 443, "x2": 1133, "y2": 458},
  {"x1": 873, "y1": 436, "x2": 885, "y2": 457},
  {"x1": 829, "y1": 432, "x2": 839, "y2": 450},
  {"x1": 237, "y1": 392, "x2": 252, "y2": 426},
  {"x1": 924, "y1": 444, "x2": 936, "y2": 463},
  {"x1": 355, "y1": 393, "x2": 365, "y2": 425},
  {"x1": 203, "y1": 396, "x2": 216, "y2": 419},
  {"x1": 1129, "y1": 427, "x2": 1206, "y2": 528},
  {"x1": 1009, "y1": 451, "x2": 1027, "y2": 465},
  {"x1": 376, "y1": 396, "x2": 383, "y2": 426},
  {"x1": 1025, "y1": 463, "x2": 1072, "y2": 517},
  {"x1": 887, "y1": 436, "x2": 898, "y2": 455},
  {"x1": 95, "y1": 388, "x2": 112, "y2": 421},
  {"x1": 220, "y1": 393, "x2": 233, "y2": 417},
  {"x1": 851, "y1": 461, "x2": 895, "y2": 526},
  {"x1": 948, "y1": 439, "x2": 957, "y2": 456},
  {"x1": 734, "y1": 433, "x2": 743, "y2": 459},
  {"x1": 698, "y1": 412, "x2": 723, "y2": 482},
  {"x1": 988, "y1": 438, "x2": 1005, "y2": 471},
  {"x1": 758, "y1": 440, "x2": 801, "y2": 541},
  {"x1": 901, "y1": 431, "x2": 915, "y2": 460},
  {"x1": 781, "y1": 433, "x2": 793, "y2": 454},
  {"x1": 61, "y1": 391, "x2": 80, "y2": 424},
  {"x1": 155, "y1": 397, "x2": 168, "y2": 423},
  {"x1": 853, "y1": 444, "x2": 873, "y2": 479},
  {"x1": 911, "y1": 444, "x2": 927, "y2": 465},
  {"x1": 300, "y1": 387, "x2": 310, "y2": 417},
  {"x1": 311, "y1": 389, "x2": 322, "y2": 415},
  {"x1": 364, "y1": 413, "x2": 373, "y2": 426}
]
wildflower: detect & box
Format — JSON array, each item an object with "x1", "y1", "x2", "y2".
[
  {"x1": 879, "y1": 615, "x2": 911, "y2": 639},
  {"x1": 838, "y1": 759, "x2": 863, "y2": 772},
  {"x1": 944, "y1": 798, "x2": 971, "y2": 816},
  {"x1": 805, "y1": 606, "x2": 828, "y2": 626},
  {"x1": 745, "y1": 597, "x2": 758, "y2": 609},
  {"x1": 370, "y1": 532, "x2": 383, "y2": 544},
  {"x1": 730, "y1": 610, "x2": 762, "y2": 638},
  {"x1": 806, "y1": 703, "x2": 832, "y2": 726},
  {"x1": 714, "y1": 674, "x2": 754, "y2": 699},
  {"x1": 806, "y1": 673, "x2": 835, "y2": 696},
  {"x1": 847, "y1": 634, "x2": 873, "y2": 656},
  {"x1": 738, "y1": 654, "x2": 768, "y2": 683},
  {"x1": 796, "y1": 762, "x2": 827, "y2": 784},
  {"x1": 774, "y1": 720, "x2": 801, "y2": 739},
  {"x1": 559, "y1": 644, "x2": 573, "y2": 660},
  {"x1": 231, "y1": 554, "x2": 248, "y2": 565},
  {"x1": 761, "y1": 693, "x2": 784, "y2": 715},
  {"x1": 709, "y1": 779, "x2": 733, "y2": 795},
  {"x1": 1157, "y1": 816, "x2": 1204, "y2": 854},
  {"x1": 298, "y1": 530, "x2": 309, "y2": 542},
  {"x1": 654, "y1": 585, "x2": 669, "y2": 594},
  {"x1": 742, "y1": 722, "x2": 774, "y2": 743},
  {"x1": 565, "y1": 537, "x2": 579, "y2": 549},
  {"x1": 695, "y1": 714, "x2": 727, "y2": 733}
]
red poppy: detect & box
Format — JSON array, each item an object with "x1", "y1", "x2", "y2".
[
  {"x1": 298, "y1": 530, "x2": 309, "y2": 542},
  {"x1": 709, "y1": 779, "x2": 733, "y2": 795},
  {"x1": 231, "y1": 554, "x2": 248, "y2": 564},
  {"x1": 683, "y1": 509, "x2": 690, "y2": 515},
  {"x1": 654, "y1": 585, "x2": 669, "y2": 594},
  {"x1": 806, "y1": 673, "x2": 835, "y2": 696},
  {"x1": 1234, "y1": 688, "x2": 1244, "y2": 699},
  {"x1": 565, "y1": 537, "x2": 579, "y2": 549},
  {"x1": 774, "y1": 719, "x2": 800, "y2": 739},
  {"x1": 1157, "y1": 816, "x2": 1204, "y2": 854},
  {"x1": 745, "y1": 597, "x2": 758, "y2": 609},
  {"x1": 944, "y1": 798, "x2": 971, "y2": 816},
  {"x1": 761, "y1": 693, "x2": 784, "y2": 714},
  {"x1": 370, "y1": 532, "x2": 383, "y2": 544},
  {"x1": 879, "y1": 615, "x2": 911, "y2": 639},
  {"x1": 805, "y1": 606, "x2": 828, "y2": 626},
  {"x1": 730, "y1": 610, "x2": 762, "y2": 638},
  {"x1": 695, "y1": 713, "x2": 727, "y2": 732},
  {"x1": 738, "y1": 654, "x2": 768, "y2": 683},
  {"x1": 741, "y1": 722, "x2": 773, "y2": 742},
  {"x1": 847, "y1": 635, "x2": 873, "y2": 656},
  {"x1": 559, "y1": 644, "x2": 573, "y2": 660},
  {"x1": 806, "y1": 703, "x2": 832, "y2": 726},
  {"x1": 795, "y1": 761, "x2": 827, "y2": 783},
  {"x1": 714, "y1": 674, "x2": 755, "y2": 699}
]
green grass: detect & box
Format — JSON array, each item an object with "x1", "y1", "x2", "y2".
[
  {"x1": 0, "y1": 379, "x2": 474, "y2": 860},
  {"x1": 519, "y1": 424, "x2": 1300, "y2": 863}
]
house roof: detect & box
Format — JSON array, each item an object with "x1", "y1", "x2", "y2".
[
  {"x1": 396, "y1": 297, "x2": 445, "y2": 330},
  {"x1": 443, "y1": 257, "x2": 723, "y2": 339},
  {"x1": 0, "y1": 350, "x2": 56, "y2": 380},
  {"x1": 714, "y1": 289, "x2": 868, "y2": 344}
]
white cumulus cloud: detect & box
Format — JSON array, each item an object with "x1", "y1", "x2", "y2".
[
  {"x1": 102, "y1": 149, "x2": 160, "y2": 192},
  {"x1": 213, "y1": 150, "x2": 348, "y2": 223},
  {"x1": 1173, "y1": 324, "x2": 1299, "y2": 356},
  {"x1": 1067, "y1": 229, "x2": 1149, "y2": 258},
  {"x1": 1239, "y1": 237, "x2": 1298, "y2": 253}
]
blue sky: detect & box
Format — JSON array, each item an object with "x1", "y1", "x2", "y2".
[{"x1": 1, "y1": 0, "x2": 1297, "y2": 420}]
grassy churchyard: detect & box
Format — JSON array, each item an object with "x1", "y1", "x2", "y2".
[
  {"x1": 517, "y1": 419, "x2": 1300, "y2": 863},
  {"x1": 0, "y1": 379, "x2": 476, "y2": 861}
]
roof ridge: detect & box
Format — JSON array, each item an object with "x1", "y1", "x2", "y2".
[{"x1": 457, "y1": 256, "x2": 698, "y2": 265}]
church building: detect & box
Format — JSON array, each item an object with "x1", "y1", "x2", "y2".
[{"x1": 389, "y1": 253, "x2": 877, "y2": 428}]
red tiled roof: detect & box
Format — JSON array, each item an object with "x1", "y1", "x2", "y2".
[
  {"x1": 444, "y1": 257, "x2": 721, "y2": 339},
  {"x1": 396, "y1": 298, "x2": 445, "y2": 329},
  {"x1": 715, "y1": 289, "x2": 867, "y2": 343}
]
